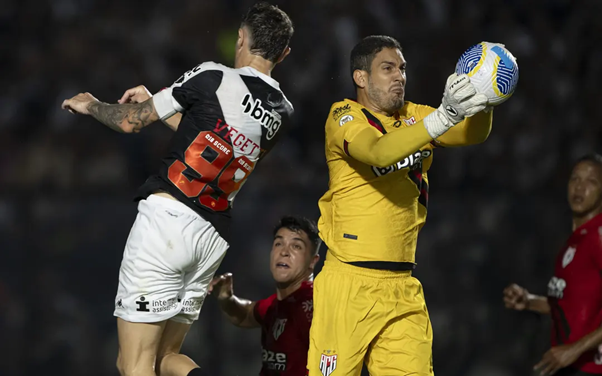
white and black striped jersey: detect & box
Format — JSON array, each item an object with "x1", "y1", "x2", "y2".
[{"x1": 136, "y1": 62, "x2": 293, "y2": 241}]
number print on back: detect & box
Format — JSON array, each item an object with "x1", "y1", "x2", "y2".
[{"x1": 167, "y1": 131, "x2": 255, "y2": 211}]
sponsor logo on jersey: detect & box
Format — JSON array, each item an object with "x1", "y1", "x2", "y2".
[
  {"x1": 262, "y1": 349, "x2": 287, "y2": 371},
  {"x1": 272, "y1": 318, "x2": 287, "y2": 340},
  {"x1": 320, "y1": 353, "x2": 337, "y2": 376},
  {"x1": 562, "y1": 246, "x2": 576, "y2": 268},
  {"x1": 372, "y1": 150, "x2": 432, "y2": 177},
  {"x1": 241, "y1": 93, "x2": 282, "y2": 140},
  {"x1": 332, "y1": 104, "x2": 351, "y2": 120},
  {"x1": 548, "y1": 276, "x2": 566, "y2": 299},
  {"x1": 402, "y1": 116, "x2": 417, "y2": 126},
  {"x1": 339, "y1": 115, "x2": 353, "y2": 126},
  {"x1": 302, "y1": 300, "x2": 313, "y2": 320}
]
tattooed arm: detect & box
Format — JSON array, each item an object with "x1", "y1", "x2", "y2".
[
  {"x1": 61, "y1": 92, "x2": 159, "y2": 133},
  {"x1": 87, "y1": 100, "x2": 158, "y2": 133}
]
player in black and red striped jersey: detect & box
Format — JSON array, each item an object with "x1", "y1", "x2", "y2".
[
  {"x1": 504, "y1": 154, "x2": 602, "y2": 376},
  {"x1": 208, "y1": 216, "x2": 320, "y2": 376}
]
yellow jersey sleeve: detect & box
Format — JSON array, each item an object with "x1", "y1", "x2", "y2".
[
  {"x1": 326, "y1": 101, "x2": 372, "y2": 157},
  {"x1": 409, "y1": 103, "x2": 492, "y2": 147},
  {"x1": 326, "y1": 101, "x2": 434, "y2": 168}
]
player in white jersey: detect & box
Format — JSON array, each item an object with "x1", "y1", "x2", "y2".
[{"x1": 60, "y1": 3, "x2": 294, "y2": 376}]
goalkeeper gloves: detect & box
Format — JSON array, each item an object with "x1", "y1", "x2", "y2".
[{"x1": 423, "y1": 73, "x2": 488, "y2": 139}]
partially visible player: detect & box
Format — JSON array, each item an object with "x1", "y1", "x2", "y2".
[
  {"x1": 309, "y1": 35, "x2": 492, "y2": 376},
  {"x1": 208, "y1": 216, "x2": 320, "y2": 375},
  {"x1": 61, "y1": 3, "x2": 294, "y2": 376},
  {"x1": 504, "y1": 154, "x2": 602, "y2": 376}
]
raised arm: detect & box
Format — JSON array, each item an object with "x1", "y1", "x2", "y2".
[
  {"x1": 434, "y1": 109, "x2": 493, "y2": 147},
  {"x1": 119, "y1": 85, "x2": 182, "y2": 132},
  {"x1": 208, "y1": 273, "x2": 260, "y2": 328},
  {"x1": 61, "y1": 92, "x2": 159, "y2": 134},
  {"x1": 334, "y1": 73, "x2": 487, "y2": 167},
  {"x1": 347, "y1": 120, "x2": 433, "y2": 168}
]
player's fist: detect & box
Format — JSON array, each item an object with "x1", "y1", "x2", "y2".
[
  {"x1": 61, "y1": 92, "x2": 99, "y2": 115},
  {"x1": 208, "y1": 273, "x2": 234, "y2": 301},
  {"x1": 118, "y1": 85, "x2": 152, "y2": 104},
  {"x1": 503, "y1": 283, "x2": 529, "y2": 311},
  {"x1": 441, "y1": 73, "x2": 488, "y2": 123}
]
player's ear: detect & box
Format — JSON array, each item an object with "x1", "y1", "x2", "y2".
[
  {"x1": 309, "y1": 253, "x2": 320, "y2": 269},
  {"x1": 237, "y1": 27, "x2": 246, "y2": 51},
  {"x1": 353, "y1": 69, "x2": 368, "y2": 89},
  {"x1": 275, "y1": 46, "x2": 291, "y2": 64}
]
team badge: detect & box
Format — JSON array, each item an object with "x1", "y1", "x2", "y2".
[
  {"x1": 320, "y1": 353, "x2": 337, "y2": 376},
  {"x1": 562, "y1": 246, "x2": 576, "y2": 268},
  {"x1": 272, "y1": 318, "x2": 287, "y2": 340},
  {"x1": 339, "y1": 115, "x2": 353, "y2": 126}
]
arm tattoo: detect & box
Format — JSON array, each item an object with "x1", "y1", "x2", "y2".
[{"x1": 88, "y1": 101, "x2": 156, "y2": 133}]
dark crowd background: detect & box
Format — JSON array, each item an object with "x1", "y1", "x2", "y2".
[{"x1": 2, "y1": 0, "x2": 602, "y2": 375}]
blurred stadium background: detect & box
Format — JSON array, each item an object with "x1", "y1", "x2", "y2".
[{"x1": 2, "y1": 0, "x2": 602, "y2": 375}]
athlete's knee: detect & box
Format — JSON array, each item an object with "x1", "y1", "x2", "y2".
[
  {"x1": 117, "y1": 351, "x2": 155, "y2": 376},
  {"x1": 155, "y1": 352, "x2": 176, "y2": 376}
]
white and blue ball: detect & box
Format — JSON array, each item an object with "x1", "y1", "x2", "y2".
[{"x1": 455, "y1": 41, "x2": 519, "y2": 106}]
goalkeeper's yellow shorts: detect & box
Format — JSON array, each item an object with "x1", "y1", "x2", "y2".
[{"x1": 308, "y1": 253, "x2": 434, "y2": 376}]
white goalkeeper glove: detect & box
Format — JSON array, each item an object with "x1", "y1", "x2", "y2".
[{"x1": 423, "y1": 73, "x2": 488, "y2": 139}]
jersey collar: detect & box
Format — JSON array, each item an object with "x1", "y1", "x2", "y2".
[
  {"x1": 239, "y1": 66, "x2": 281, "y2": 90},
  {"x1": 573, "y1": 212, "x2": 602, "y2": 236}
]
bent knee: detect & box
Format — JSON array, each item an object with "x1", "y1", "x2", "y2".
[
  {"x1": 117, "y1": 352, "x2": 155, "y2": 376},
  {"x1": 155, "y1": 351, "x2": 178, "y2": 372}
]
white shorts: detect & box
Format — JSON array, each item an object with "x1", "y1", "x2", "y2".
[{"x1": 114, "y1": 194, "x2": 229, "y2": 324}]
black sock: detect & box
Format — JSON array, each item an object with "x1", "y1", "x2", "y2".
[{"x1": 187, "y1": 368, "x2": 209, "y2": 376}]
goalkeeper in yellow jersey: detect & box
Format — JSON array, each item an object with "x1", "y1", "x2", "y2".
[{"x1": 308, "y1": 35, "x2": 492, "y2": 376}]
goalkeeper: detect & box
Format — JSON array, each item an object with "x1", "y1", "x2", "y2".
[{"x1": 307, "y1": 35, "x2": 493, "y2": 376}]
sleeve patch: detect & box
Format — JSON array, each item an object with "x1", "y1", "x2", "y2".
[
  {"x1": 332, "y1": 103, "x2": 352, "y2": 120},
  {"x1": 339, "y1": 114, "x2": 354, "y2": 126}
]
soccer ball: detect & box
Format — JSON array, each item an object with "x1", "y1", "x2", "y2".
[{"x1": 455, "y1": 41, "x2": 519, "y2": 106}]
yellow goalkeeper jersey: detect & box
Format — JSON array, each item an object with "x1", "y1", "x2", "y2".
[{"x1": 318, "y1": 99, "x2": 437, "y2": 264}]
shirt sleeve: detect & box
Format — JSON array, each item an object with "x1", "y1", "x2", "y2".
[
  {"x1": 326, "y1": 102, "x2": 373, "y2": 157},
  {"x1": 253, "y1": 294, "x2": 276, "y2": 325},
  {"x1": 152, "y1": 61, "x2": 218, "y2": 121}
]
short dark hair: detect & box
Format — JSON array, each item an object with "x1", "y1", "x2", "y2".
[
  {"x1": 350, "y1": 35, "x2": 402, "y2": 86},
  {"x1": 573, "y1": 153, "x2": 602, "y2": 171},
  {"x1": 273, "y1": 216, "x2": 321, "y2": 256},
  {"x1": 241, "y1": 2, "x2": 294, "y2": 63}
]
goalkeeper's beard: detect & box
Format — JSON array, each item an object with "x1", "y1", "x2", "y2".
[{"x1": 367, "y1": 80, "x2": 404, "y2": 115}]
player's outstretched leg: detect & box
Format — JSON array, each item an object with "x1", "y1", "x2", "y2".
[{"x1": 117, "y1": 319, "x2": 166, "y2": 376}]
